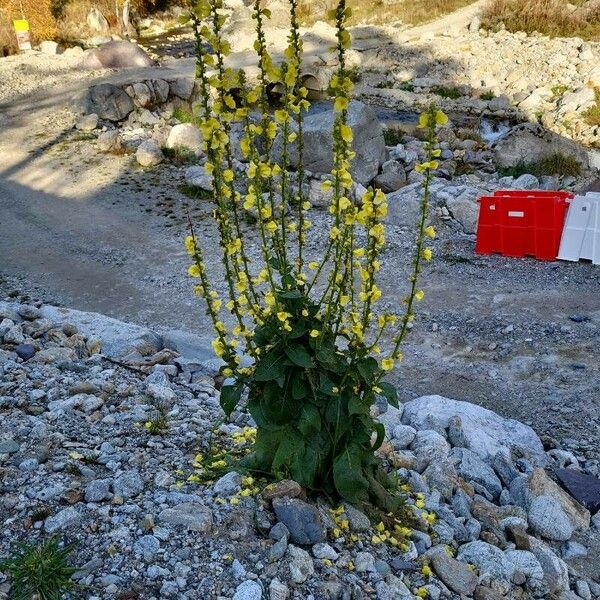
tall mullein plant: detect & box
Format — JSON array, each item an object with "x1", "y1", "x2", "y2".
[{"x1": 186, "y1": 0, "x2": 445, "y2": 511}]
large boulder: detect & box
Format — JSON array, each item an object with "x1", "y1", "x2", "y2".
[
  {"x1": 400, "y1": 395, "x2": 547, "y2": 466},
  {"x1": 492, "y1": 123, "x2": 589, "y2": 170},
  {"x1": 82, "y1": 40, "x2": 154, "y2": 69},
  {"x1": 39, "y1": 305, "x2": 162, "y2": 358},
  {"x1": 166, "y1": 123, "x2": 204, "y2": 157},
  {"x1": 274, "y1": 101, "x2": 386, "y2": 186},
  {"x1": 87, "y1": 83, "x2": 134, "y2": 121}
]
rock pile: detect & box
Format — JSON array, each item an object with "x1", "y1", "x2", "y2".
[{"x1": 1, "y1": 299, "x2": 599, "y2": 600}]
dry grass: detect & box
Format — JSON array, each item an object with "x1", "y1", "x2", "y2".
[
  {"x1": 299, "y1": 0, "x2": 475, "y2": 26},
  {"x1": 583, "y1": 88, "x2": 600, "y2": 126},
  {"x1": 482, "y1": 0, "x2": 600, "y2": 40}
]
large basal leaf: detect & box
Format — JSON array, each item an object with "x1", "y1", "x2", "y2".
[
  {"x1": 219, "y1": 382, "x2": 243, "y2": 417},
  {"x1": 333, "y1": 445, "x2": 370, "y2": 504},
  {"x1": 254, "y1": 348, "x2": 286, "y2": 381},
  {"x1": 260, "y1": 379, "x2": 299, "y2": 426},
  {"x1": 285, "y1": 343, "x2": 313, "y2": 369},
  {"x1": 348, "y1": 393, "x2": 369, "y2": 416},
  {"x1": 298, "y1": 403, "x2": 321, "y2": 437},
  {"x1": 315, "y1": 346, "x2": 347, "y2": 374},
  {"x1": 291, "y1": 374, "x2": 309, "y2": 400},
  {"x1": 378, "y1": 381, "x2": 399, "y2": 408},
  {"x1": 272, "y1": 429, "x2": 304, "y2": 479},
  {"x1": 357, "y1": 357, "x2": 379, "y2": 384}
]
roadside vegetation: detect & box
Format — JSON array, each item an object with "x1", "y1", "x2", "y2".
[
  {"x1": 482, "y1": 0, "x2": 600, "y2": 40},
  {"x1": 298, "y1": 0, "x2": 475, "y2": 26},
  {"x1": 498, "y1": 152, "x2": 583, "y2": 179}
]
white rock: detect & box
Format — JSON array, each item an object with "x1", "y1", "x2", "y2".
[
  {"x1": 166, "y1": 123, "x2": 203, "y2": 157},
  {"x1": 528, "y1": 495, "x2": 574, "y2": 541},
  {"x1": 39, "y1": 40, "x2": 59, "y2": 55},
  {"x1": 136, "y1": 140, "x2": 163, "y2": 167},
  {"x1": 76, "y1": 113, "x2": 99, "y2": 131},
  {"x1": 401, "y1": 395, "x2": 547, "y2": 466},
  {"x1": 287, "y1": 545, "x2": 314, "y2": 583},
  {"x1": 184, "y1": 165, "x2": 213, "y2": 191}
]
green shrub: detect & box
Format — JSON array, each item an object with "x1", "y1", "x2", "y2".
[
  {"x1": 383, "y1": 127, "x2": 405, "y2": 146},
  {"x1": 583, "y1": 88, "x2": 600, "y2": 127},
  {"x1": 0, "y1": 537, "x2": 78, "y2": 600},
  {"x1": 431, "y1": 85, "x2": 463, "y2": 99},
  {"x1": 499, "y1": 152, "x2": 582, "y2": 178},
  {"x1": 185, "y1": 0, "x2": 442, "y2": 514},
  {"x1": 482, "y1": 0, "x2": 600, "y2": 40}
]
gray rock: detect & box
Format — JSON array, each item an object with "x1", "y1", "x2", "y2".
[
  {"x1": 560, "y1": 540, "x2": 587, "y2": 560},
  {"x1": 492, "y1": 123, "x2": 589, "y2": 170},
  {"x1": 457, "y1": 541, "x2": 516, "y2": 581},
  {"x1": 76, "y1": 113, "x2": 99, "y2": 131},
  {"x1": 528, "y1": 537, "x2": 570, "y2": 595},
  {"x1": 343, "y1": 503, "x2": 371, "y2": 532},
  {"x1": 410, "y1": 429, "x2": 450, "y2": 472},
  {"x1": 86, "y1": 83, "x2": 135, "y2": 122},
  {"x1": 402, "y1": 395, "x2": 547, "y2": 466},
  {"x1": 131, "y1": 82, "x2": 153, "y2": 108},
  {"x1": 97, "y1": 130, "x2": 123, "y2": 153},
  {"x1": 430, "y1": 546, "x2": 478, "y2": 595},
  {"x1": 40, "y1": 304, "x2": 161, "y2": 358},
  {"x1": 136, "y1": 140, "x2": 163, "y2": 167},
  {"x1": 355, "y1": 551, "x2": 376, "y2": 573},
  {"x1": 513, "y1": 173, "x2": 539, "y2": 190},
  {"x1": 233, "y1": 580, "x2": 262, "y2": 600},
  {"x1": 133, "y1": 535, "x2": 160, "y2": 559},
  {"x1": 504, "y1": 549, "x2": 544, "y2": 581},
  {"x1": 422, "y1": 458, "x2": 457, "y2": 499},
  {"x1": 528, "y1": 495, "x2": 575, "y2": 541},
  {"x1": 183, "y1": 166, "x2": 213, "y2": 191},
  {"x1": 158, "y1": 503, "x2": 213, "y2": 532},
  {"x1": 14, "y1": 343, "x2": 35, "y2": 361},
  {"x1": 85, "y1": 479, "x2": 112, "y2": 502},
  {"x1": 113, "y1": 470, "x2": 144, "y2": 499},
  {"x1": 170, "y1": 77, "x2": 195, "y2": 100},
  {"x1": 82, "y1": 41, "x2": 154, "y2": 70},
  {"x1": 214, "y1": 471, "x2": 242, "y2": 496},
  {"x1": 269, "y1": 578, "x2": 289, "y2": 600},
  {"x1": 269, "y1": 522, "x2": 290, "y2": 541},
  {"x1": 312, "y1": 543, "x2": 338, "y2": 560},
  {"x1": 391, "y1": 424, "x2": 416, "y2": 449},
  {"x1": 373, "y1": 159, "x2": 407, "y2": 193},
  {"x1": 44, "y1": 507, "x2": 82, "y2": 533},
  {"x1": 385, "y1": 183, "x2": 423, "y2": 227},
  {"x1": 287, "y1": 545, "x2": 314, "y2": 583},
  {"x1": 452, "y1": 447, "x2": 503, "y2": 499},
  {"x1": 272, "y1": 497, "x2": 326, "y2": 545},
  {"x1": 0, "y1": 439, "x2": 20, "y2": 454},
  {"x1": 166, "y1": 123, "x2": 204, "y2": 157},
  {"x1": 447, "y1": 192, "x2": 480, "y2": 234},
  {"x1": 274, "y1": 101, "x2": 386, "y2": 185}
]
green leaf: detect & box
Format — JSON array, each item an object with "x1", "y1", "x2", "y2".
[
  {"x1": 316, "y1": 347, "x2": 347, "y2": 374},
  {"x1": 333, "y1": 445, "x2": 370, "y2": 504},
  {"x1": 372, "y1": 422, "x2": 385, "y2": 451},
  {"x1": 260, "y1": 379, "x2": 299, "y2": 426},
  {"x1": 357, "y1": 357, "x2": 379, "y2": 383},
  {"x1": 272, "y1": 429, "x2": 304, "y2": 476},
  {"x1": 219, "y1": 383, "x2": 243, "y2": 417},
  {"x1": 298, "y1": 403, "x2": 321, "y2": 437},
  {"x1": 285, "y1": 343, "x2": 313, "y2": 368},
  {"x1": 348, "y1": 394, "x2": 368, "y2": 416},
  {"x1": 378, "y1": 382, "x2": 399, "y2": 408},
  {"x1": 292, "y1": 374, "x2": 309, "y2": 400},
  {"x1": 254, "y1": 348, "x2": 286, "y2": 381}
]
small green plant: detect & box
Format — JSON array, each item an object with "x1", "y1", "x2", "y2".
[
  {"x1": 398, "y1": 82, "x2": 415, "y2": 92},
  {"x1": 431, "y1": 85, "x2": 463, "y2": 100},
  {"x1": 383, "y1": 127, "x2": 405, "y2": 146},
  {"x1": 185, "y1": 0, "x2": 442, "y2": 513},
  {"x1": 583, "y1": 88, "x2": 600, "y2": 127},
  {"x1": 173, "y1": 106, "x2": 202, "y2": 126},
  {"x1": 375, "y1": 80, "x2": 394, "y2": 89},
  {"x1": 551, "y1": 84, "x2": 570, "y2": 100},
  {"x1": 346, "y1": 65, "x2": 361, "y2": 83},
  {"x1": 499, "y1": 152, "x2": 582, "y2": 178},
  {"x1": 178, "y1": 183, "x2": 213, "y2": 200},
  {"x1": 0, "y1": 537, "x2": 78, "y2": 600},
  {"x1": 162, "y1": 145, "x2": 197, "y2": 165},
  {"x1": 480, "y1": 91, "x2": 495, "y2": 101},
  {"x1": 144, "y1": 414, "x2": 169, "y2": 434}
]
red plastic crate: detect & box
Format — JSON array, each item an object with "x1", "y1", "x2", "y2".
[{"x1": 475, "y1": 190, "x2": 574, "y2": 261}]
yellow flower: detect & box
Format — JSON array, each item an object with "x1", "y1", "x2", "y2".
[
  {"x1": 188, "y1": 264, "x2": 201, "y2": 278},
  {"x1": 340, "y1": 124, "x2": 353, "y2": 143},
  {"x1": 422, "y1": 248, "x2": 433, "y2": 261},
  {"x1": 265, "y1": 221, "x2": 278, "y2": 233},
  {"x1": 223, "y1": 169, "x2": 234, "y2": 182},
  {"x1": 415, "y1": 290, "x2": 425, "y2": 301},
  {"x1": 416, "y1": 587, "x2": 428, "y2": 598},
  {"x1": 334, "y1": 96, "x2": 349, "y2": 112},
  {"x1": 422, "y1": 565, "x2": 433, "y2": 577},
  {"x1": 230, "y1": 497, "x2": 240, "y2": 505},
  {"x1": 424, "y1": 225, "x2": 436, "y2": 239},
  {"x1": 381, "y1": 358, "x2": 394, "y2": 371},
  {"x1": 308, "y1": 261, "x2": 319, "y2": 270},
  {"x1": 435, "y1": 110, "x2": 449, "y2": 125},
  {"x1": 418, "y1": 113, "x2": 430, "y2": 128}
]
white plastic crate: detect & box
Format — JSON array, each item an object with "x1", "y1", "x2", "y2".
[{"x1": 558, "y1": 192, "x2": 600, "y2": 265}]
